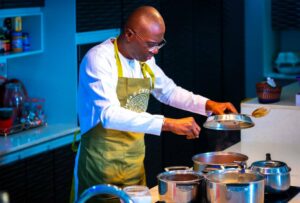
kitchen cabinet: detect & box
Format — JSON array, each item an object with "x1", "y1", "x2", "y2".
[
  {"x1": 0, "y1": 143, "x2": 76, "y2": 203},
  {"x1": 0, "y1": 8, "x2": 44, "y2": 77}
]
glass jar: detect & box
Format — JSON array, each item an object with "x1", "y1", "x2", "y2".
[
  {"x1": 3, "y1": 83, "x2": 25, "y2": 124},
  {"x1": 123, "y1": 185, "x2": 152, "y2": 203}
]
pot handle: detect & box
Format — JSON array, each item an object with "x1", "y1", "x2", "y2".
[
  {"x1": 266, "y1": 153, "x2": 272, "y2": 161},
  {"x1": 226, "y1": 183, "x2": 250, "y2": 192}
]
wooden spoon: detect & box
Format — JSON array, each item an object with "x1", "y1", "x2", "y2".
[{"x1": 251, "y1": 107, "x2": 270, "y2": 118}]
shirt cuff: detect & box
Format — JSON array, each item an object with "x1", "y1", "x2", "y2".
[{"x1": 146, "y1": 115, "x2": 164, "y2": 136}]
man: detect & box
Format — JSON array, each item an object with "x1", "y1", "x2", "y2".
[{"x1": 74, "y1": 6, "x2": 237, "y2": 202}]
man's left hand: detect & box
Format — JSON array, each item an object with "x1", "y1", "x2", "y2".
[{"x1": 205, "y1": 100, "x2": 238, "y2": 115}]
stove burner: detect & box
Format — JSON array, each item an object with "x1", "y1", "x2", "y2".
[{"x1": 265, "y1": 186, "x2": 300, "y2": 203}]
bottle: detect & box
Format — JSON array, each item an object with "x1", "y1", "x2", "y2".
[
  {"x1": 22, "y1": 32, "x2": 30, "y2": 51},
  {"x1": 14, "y1": 17, "x2": 22, "y2": 32},
  {"x1": 11, "y1": 31, "x2": 23, "y2": 52}
]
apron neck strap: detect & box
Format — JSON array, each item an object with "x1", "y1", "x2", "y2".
[
  {"x1": 114, "y1": 38, "x2": 155, "y2": 89},
  {"x1": 113, "y1": 38, "x2": 124, "y2": 77}
]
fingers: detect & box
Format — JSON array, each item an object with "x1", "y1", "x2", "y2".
[
  {"x1": 210, "y1": 102, "x2": 238, "y2": 115},
  {"x1": 186, "y1": 119, "x2": 200, "y2": 139},
  {"x1": 226, "y1": 102, "x2": 238, "y2": 114},
  {"x1": 164, "y1": 117, "x2": 201, "y2": 139}
]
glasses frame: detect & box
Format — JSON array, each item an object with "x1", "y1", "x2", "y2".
[{"x1": 129, "y1": 28, "x2": 166, "y2": 52}]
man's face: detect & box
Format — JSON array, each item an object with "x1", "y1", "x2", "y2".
[{"x1": 126, "y1": 25, "x2": 166, "y2": 62}]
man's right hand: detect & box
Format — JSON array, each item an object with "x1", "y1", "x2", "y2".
[{"x1": 162, "y1": 117, "x2": 200, "y2": 139}]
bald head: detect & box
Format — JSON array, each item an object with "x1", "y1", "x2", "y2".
[
  {"x1": 117, "y1": 6, "x2": 166, "y2": 61},
  {"x1": 125, "y1": 6, "x2": 165, "y2": 36}
]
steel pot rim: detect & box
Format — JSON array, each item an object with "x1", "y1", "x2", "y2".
[
  {"x1": 192, "y1": 151, "x2": 249, "y2": 166},
  {"x1": 205, "y1": 169, "x2": 265, "y2": 184},
  {"x1": 157, "y1": 170, "x2": 204, "y2": 184}
]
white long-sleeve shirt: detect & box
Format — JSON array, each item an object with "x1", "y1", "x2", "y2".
[{"x1": 78, "y1": 38, "x2": 209, "y2": 135}]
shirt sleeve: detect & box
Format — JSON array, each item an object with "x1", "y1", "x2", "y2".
[
  {"x1": 78, "y1": 47, "x2": 164, "y2": 136},
  {"x1": 150, "y1": 60, "x2": 209, "y2": 116}
]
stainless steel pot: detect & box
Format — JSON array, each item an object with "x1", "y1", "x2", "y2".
[
  {"x1": 250, "y1": 153, "x2": 291, "y2": 194},
  {"x1": 192, "y1": 152, "x2": 248, "y2": 173},
  {"x1": 205, "y1": 169, "x2": 265, "y2": 203},
  {"x1": 157, "y1": 170, "x2": 204, "y2": 203}
]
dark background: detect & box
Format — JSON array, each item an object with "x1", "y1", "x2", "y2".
[{"x1": 1, "y1": 0, "x2": 244, "y2": 202}]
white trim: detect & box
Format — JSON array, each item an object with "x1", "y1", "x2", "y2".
[{"x1": 76, "y1": 29, "x2": 121, "y2": 45}]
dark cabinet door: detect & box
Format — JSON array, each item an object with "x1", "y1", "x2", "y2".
[
  {"x1": 159, "y1": 0, "x2": 243, "y2": 168},
  {"x1": 0, "y1": 0, "x2": 44, "y2": 9},
  {"x1": 76, "y1": 0, "x2": 122, "y2": 32}
]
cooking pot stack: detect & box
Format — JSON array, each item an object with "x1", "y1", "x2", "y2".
[{"x1": 157, "y1": 152, "x2": 291, "y2": 203}]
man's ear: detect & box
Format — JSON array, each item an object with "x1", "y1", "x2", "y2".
[{"x1": 125, "y1": 28, "x2": 134, "y2": 41}]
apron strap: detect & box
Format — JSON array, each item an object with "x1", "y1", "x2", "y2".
[
  {"x1": 113, "y1": 38, "x2": 123, "y2": 77},
  {"x1": 140, "y1": 62, "x2": 155, "y2": 89},
  {"x1": 114, "y1": 37, "x2": 155, "y2": 89}
]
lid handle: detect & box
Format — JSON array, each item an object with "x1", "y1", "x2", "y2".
[{"x1": 266, "y1": 153, "x2": 272, "y2": 161}]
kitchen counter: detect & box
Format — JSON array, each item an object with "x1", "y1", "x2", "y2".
[{"x1": 0, "y1": 124, "x2": 79, "y2": 165}]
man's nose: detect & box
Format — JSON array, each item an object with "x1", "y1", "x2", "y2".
[{"x1": 150, "y1": 47, "x2": 159, "y2": 55}]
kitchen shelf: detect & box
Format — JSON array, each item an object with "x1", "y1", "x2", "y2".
[{"x1": 0, "y1": 8, "x2": 44, "y2": 62}]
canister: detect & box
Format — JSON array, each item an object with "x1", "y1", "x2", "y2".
[{"x1": 12, "y1": 31, "x2": 23, "y2": 52}]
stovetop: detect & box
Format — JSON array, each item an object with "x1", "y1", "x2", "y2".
[{"x1": 265, "y1": 186, "x2": 300, "y2": 203}]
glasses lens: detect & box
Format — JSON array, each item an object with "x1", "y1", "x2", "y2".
[{"x1": 149, "y1": 39, "x2": 166, "y2": 52}]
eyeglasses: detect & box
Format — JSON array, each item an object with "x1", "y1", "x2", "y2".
[{"x1": 129, "y1": 29, "x2": 167, "y2": 52}]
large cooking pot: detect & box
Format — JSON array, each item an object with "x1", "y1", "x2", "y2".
[
  {"x1": 192, "y1": 152, "x2": 248, "y2": 173},
  {"x1": 205, "y1": 169, "x2": 265, "y2": 203},
  {"x1": 250, "y1": 153, "x2": 291, "y2": 194},
  {"x1": 157, "y1": 170, "x2": 204, "y2": 203}
]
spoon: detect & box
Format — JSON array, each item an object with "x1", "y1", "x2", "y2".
[{"x1": 249, "y1": 106, "x2": 270, "y2": 118}]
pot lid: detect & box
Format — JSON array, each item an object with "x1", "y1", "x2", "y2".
[
  {"x1": 203, "y1": 114, "x2": 254, "y2": 131},
  {"x1": 205, "y1": 169, "x2": 264, "y2": 184},
  {"x1": 250, "y1": 160, "x2": 290, "y2": 174}
]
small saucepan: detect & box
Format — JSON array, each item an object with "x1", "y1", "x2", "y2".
[{"x1": 250, "y1": 153, "x2": 291, "y2": 194}]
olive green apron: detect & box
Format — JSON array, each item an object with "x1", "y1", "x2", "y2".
[{"x1": 75, "y1": 39, "x2": 155, "y2": 203}]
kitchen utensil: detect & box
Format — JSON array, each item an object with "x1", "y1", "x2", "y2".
[
  {"x1": 250, "y1": 106, "x2": 270, "y2": 118},
  {"x1": 203, "y1": 114, "x2": 254, "y2": 130},
  {"x1": 250, "y1": 153, "x2": 291, "y2": 194},
  {"x1": 203, "y1": 106, "x2": 270, "y2": 130},
  {"x1": 205, "y1": 169, "x2": 265, "y2": 203},
  {"x1": 157, "y1": 170, "x2": 204, "y2": 203},
  {"x1": 192, "y1": 151, "x2": 248, "y2": 173}
]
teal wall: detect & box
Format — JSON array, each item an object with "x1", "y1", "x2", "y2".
[
  {"x1": 7, "y1": 0, "x2": 77, "y2": 126},
  {"x1": 245, "y1": 0, "x2": 300, "y2": 97}
]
